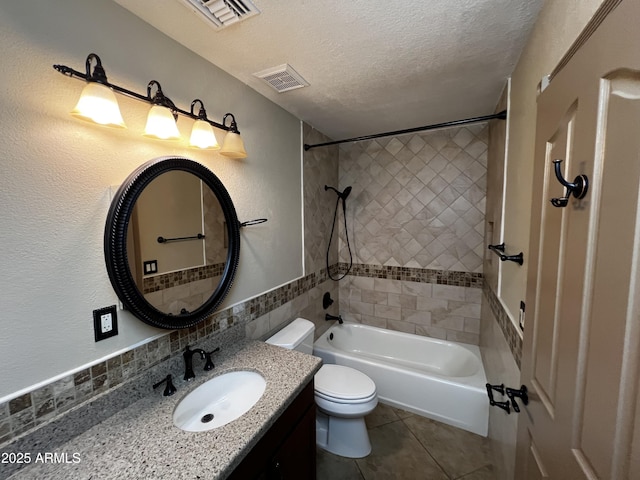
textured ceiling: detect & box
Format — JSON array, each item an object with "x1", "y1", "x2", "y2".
[{"x1": 113, "y1": 0, "x2": 543, "y2": 141}]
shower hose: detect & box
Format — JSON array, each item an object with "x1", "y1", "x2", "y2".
[{"x1": 326, "y1": 192, "x2": 353, "y2": 281}]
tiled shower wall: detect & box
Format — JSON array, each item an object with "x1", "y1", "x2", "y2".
[{"x1": 337, "y1": 125, "x2": 488, "y2": 343}]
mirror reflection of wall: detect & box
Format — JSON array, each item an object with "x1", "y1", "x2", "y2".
[{"x1": 126, "y1": 171, "x2": 228, "y2": 315}]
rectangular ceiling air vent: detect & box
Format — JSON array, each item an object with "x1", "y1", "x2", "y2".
[
  {"x1": 253, "y1": 64, "x2": 310, "y2": 93},
  {"x1": 182, "y1": 0, "x2": 260, "y2": 30}
]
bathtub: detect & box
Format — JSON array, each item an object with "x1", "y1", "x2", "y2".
[{"x1": 313, "y1": 323, "x2": 489, "y2": 436}]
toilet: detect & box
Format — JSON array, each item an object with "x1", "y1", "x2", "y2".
[{"x1": 266, "y1": 318, "x2": 378, "y2": 458}]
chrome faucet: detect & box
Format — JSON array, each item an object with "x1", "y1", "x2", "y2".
[{"x1": 183, "y1": 345, "x2": 206, "y2": 381}]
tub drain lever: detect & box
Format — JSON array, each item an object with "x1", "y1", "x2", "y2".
[{"x1": 486, "y1": 383, "x2": 510, "y2": 414}]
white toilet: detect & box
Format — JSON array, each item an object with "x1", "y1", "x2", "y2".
[{"x1": 266, "y1": 318, "x2": 378, "y2": 458}]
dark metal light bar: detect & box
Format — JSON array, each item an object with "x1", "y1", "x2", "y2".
[
  {"x1": 303, "y1": 110, "x2": 507, "y2": 151},
  {"x1": 53, "y1": 55, "x2": 233, "y2": 132}
]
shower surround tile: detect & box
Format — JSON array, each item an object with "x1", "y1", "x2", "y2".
[
  {"x1": 303, "y1": 124, "x2": 339, "y2": 274},
  {"x1": 339, "y1": 269, "x2": 482, "y2": 345},
  {"x1": 336, "y1": 125, "x2": 487, "y2": 344},
  {"x1": 338, "y1": 125, "x2": 488, "y2": 273}
]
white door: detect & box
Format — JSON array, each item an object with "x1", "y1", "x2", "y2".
[{"x1": 516, "y1": 1, "x2": 640, "y2": 478}]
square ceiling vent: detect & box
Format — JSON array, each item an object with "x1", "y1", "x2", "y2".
[
  {"x1": 253, "y1": 64, "x2": 309, "y2": 93},
  {"x1": 181, "y1": 0, "x2": 260, "y2": 30}
]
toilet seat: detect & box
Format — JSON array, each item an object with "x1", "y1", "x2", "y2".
[
  {"x1": 315, "y1": 364, "x2": 376, "y2": 402},
  {"x1": 315, "y1": 389, "x2": 377, "y2": 405}
]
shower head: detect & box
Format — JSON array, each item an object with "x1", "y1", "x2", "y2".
[{"x1": 325, "y1": 185, "x2": 352, "y2": 200}]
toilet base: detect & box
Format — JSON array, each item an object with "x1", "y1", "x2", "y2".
[{"x1": 316, "y1": 411, "x2": 372, "y2": 458}]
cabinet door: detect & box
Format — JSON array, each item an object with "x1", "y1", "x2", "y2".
[{"x1": 269, "y1": 405, "x2": 316, "y2": 480}]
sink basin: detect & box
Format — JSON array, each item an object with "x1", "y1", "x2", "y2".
[{"x1": 173, "y1": 370, "x2": 266, "y2": 432}]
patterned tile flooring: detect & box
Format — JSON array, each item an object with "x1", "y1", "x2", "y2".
[{"x1": 317, "y1": 403, "x2": 495, "y2": 480}]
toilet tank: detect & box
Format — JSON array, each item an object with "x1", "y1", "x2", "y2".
[{"x1": 265, "y1": 318, "x2": 315, "y2": 354}]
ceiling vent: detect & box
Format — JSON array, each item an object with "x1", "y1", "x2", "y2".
[
  {"x1": 253, "y1": 64, "x2": 310, "y2": 93},
  {"x1": 181, "y1": 0, "x2": 260, "y2": 30}
]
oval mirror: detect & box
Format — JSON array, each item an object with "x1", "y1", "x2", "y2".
[{"x1": 104, "y1": 157, "x2": 240, "y2": 329}]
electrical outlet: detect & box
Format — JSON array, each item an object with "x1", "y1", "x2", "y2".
[
  {"x1": 94, "y1": 305, "x2": 118, "y2": 341},
  {"x1": 101, "y1": 313, "x2": 113, "y2": 333},
  {"x1": 519, "y1": 301, "x2": 526, "y2": 331}
]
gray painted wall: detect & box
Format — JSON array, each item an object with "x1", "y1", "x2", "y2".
[{"x1": 0, "y1": 0, "x2": 302, "y2": 401}]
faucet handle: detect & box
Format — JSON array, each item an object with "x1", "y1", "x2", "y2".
[
  {"x1": 203, "y1": 347, "x2": 221, "y2": 371},
  {"x1": 153, "y1": 374, "x2": 177, "y2": 396}
]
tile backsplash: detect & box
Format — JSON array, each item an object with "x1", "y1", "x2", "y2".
[{"x1": 0, "y1": 265, "x2": 336, "y2": 448}]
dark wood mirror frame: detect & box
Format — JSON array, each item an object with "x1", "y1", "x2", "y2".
[{"x1": 104, "y1": 156, "x2": 240, "y2": 329}]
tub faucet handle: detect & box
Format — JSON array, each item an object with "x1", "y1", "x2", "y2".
[{"x1": 153, "y1": 374, "x2": 177, "y2": 396}]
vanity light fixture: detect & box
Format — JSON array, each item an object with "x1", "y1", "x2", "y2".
[
  {"x1": 69, "y1": 54, "x2": 126, "y2": 128},
  {"x1": 53, "y1": 53, "x2": 247, "y2": 156},
  {"x1": 144, "y1": 81, "x2": 181, "y2": 140},
  {"x1": 189, "y1": 99, "x2": 220, "y2": 150},
  {"x1": 219, "y1": 113, "x2": 247, "y2": 159}
]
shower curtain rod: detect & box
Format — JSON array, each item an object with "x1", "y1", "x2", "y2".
[{"x1": 303, "y1": 110, "x2": 507, "y2": 151}]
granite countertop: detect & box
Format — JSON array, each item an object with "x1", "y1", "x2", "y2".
[{"x1": 8, "y1": 340, "x2": 322, "y2": 480}]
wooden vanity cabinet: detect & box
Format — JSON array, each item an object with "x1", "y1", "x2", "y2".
[{"x1": 227, "y1": 380, "x2": 316, "y2": 480}]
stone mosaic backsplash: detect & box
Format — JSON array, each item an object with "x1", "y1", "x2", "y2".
[
  {"x1": 483, "y1": 282, "x2": 522, "y2": 368},
  {"x1": 344, "y1": 262, "x2": 482, "y2": 287},
  {"x1": 0, "y1": 265, "x2": 338, "y2": 448},
  {"x1": 141, "y1": 262, "x2": 226, "y2": 294}
]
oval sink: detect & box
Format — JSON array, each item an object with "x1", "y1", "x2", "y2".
[{"x1": 173, "y1": 370, "x2": 266, "y2": 432}]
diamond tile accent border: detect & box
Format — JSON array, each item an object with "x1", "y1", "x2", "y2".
[{"x1": 483, "y1": 281, "x2": 522, "y2": 367}]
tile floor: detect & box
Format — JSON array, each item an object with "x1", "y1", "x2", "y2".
[{"x1": 316, "y1": 403, "x2": 495, "y2": 480}]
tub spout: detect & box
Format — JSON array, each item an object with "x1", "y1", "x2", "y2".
[{"x1": 325, "y1": 313, "x2": 344, "y2": 324}]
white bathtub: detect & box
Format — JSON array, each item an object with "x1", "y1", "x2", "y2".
[{"x1": 313, "y1": 323, "x2": 489, "y2": 436}]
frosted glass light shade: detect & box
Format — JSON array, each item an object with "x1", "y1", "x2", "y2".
[
  {"x1": 220, "y1": 132, "x2": 247, "y2": 158},
  {"x1": 71, "y1": 82, "x2": 126, "y2": 128},
  {"x1": 189, "y1": 120, "x2": 220, "y2": 150},
  {"x1": 144, "y1": 105, "x2": 180, "y2": 140}
]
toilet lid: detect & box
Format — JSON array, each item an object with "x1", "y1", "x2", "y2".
[{"x1": 315, "y1": 364, "x2": 376, "y2": 400}]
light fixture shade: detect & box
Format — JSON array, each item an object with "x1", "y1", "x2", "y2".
[
  {"x1": 189, "y1": 120, "x2": 220, "y2": 150},
  {"x1": 144, "y1": 105, "x2": 180, "y2": 140},
  {"x1": 71, "y1": 82, "x2": 126, "y2": 128},
  {"x1": 220, "y1": 132, "x2": 247, "y2": 158}
]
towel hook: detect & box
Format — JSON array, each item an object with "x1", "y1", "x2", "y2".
[{"x1": 550, "y1": 159, "x2": 588, "y2": 207}]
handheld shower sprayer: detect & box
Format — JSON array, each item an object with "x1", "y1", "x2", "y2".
[
  {"x1": 324, "y1": 185, "x2": 352, "y2": 201},
  {"x1": 325, "y1": 185, "x2": 354, "y2": 281}
]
